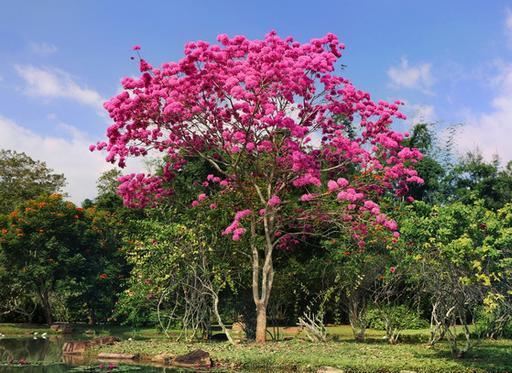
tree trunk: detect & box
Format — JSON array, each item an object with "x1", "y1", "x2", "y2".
[
  {"x1": 88, "y1": 308, "x2": 97, "y2": 326},
  {"x1": 250, "y1": 244, "x2": 274, "y2": 344},
  {"x1": 250, "y1": 215, "x2": 274, "y2": 344},
  {"x1": 255, "y1": 304, "x2": 267, "y2": 343},
  {"x1": 39, "y1": 289, "x2": 52, "y2": 325},
  {"x1": 348, "y1": 296, "x2": 366, "y2": 342},
  {"x1": 212, "y1": 294, "x2": 235, "y2": 345}
]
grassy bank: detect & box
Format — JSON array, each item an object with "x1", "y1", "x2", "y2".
[
  {"x1": 0, "y1": 323, "x2": 163, "y2": 339},
  {"x1": 95, "y1": 338, "x2": 512, "y2": 372}
]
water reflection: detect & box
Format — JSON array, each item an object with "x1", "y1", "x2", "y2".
[{"x1": 0, "y1": 338, "x2": 169, "y2": 372}]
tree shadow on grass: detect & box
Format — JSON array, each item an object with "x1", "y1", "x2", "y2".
[
  {"x1": 331, "y1": 335, "x2": 428, "y2": 345},
  {"x1": 413, "y1": 343, "x2": 512, "y2": 372}
]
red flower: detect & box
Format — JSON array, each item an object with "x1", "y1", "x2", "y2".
[
  {"x1": 99, "y1": 273, "x2": 108, "y2": 280},
  {"x1": 389, "y1": 266, "x2": 396, "y2": 273}
]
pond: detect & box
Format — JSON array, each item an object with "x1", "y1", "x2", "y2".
[{"x1": 0, "y1": 337, "x2": 176, "y2": 372}]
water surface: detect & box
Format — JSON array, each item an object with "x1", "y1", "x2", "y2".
[{"x1": 0, "y1": 338, "x2": 172, "y2": 372}]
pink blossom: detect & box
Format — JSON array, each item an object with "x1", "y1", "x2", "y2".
[
  {"x1": 198, "y1": 193, "x2": 207, "y2": 201},
  {"x1": 132, "y1": 45, "x2": 141, "y2": 51},
  {"x1": 209, "y1": 203, "x2": 217, "y2": 209},
  {"x1": 383, "y1": 219, "x2": 398, "y2": 231},
  {"x1": 235, "y1": 209, "x2": 252, "y2": 220},
  {"x1": 191, "y1": 200, "x2": 199, "y2": 207},
  {"x1": 336, "y1": 178, "x2": 349, "y2": 188},
  {"x1": 300, "y1": 193, "x2": 315, "y2": 202},
  {"x1": 327, "y1": 180, "x2": 339, "y2": 192},
  {"x1": 268, "y1": 195, "x2": 281, "y2": 207}
]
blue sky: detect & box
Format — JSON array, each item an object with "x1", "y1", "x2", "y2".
[{"x1": 1, "y1": 0, "x2": 512, "y2": 202}]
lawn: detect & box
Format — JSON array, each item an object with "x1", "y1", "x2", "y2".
[{"x1": 95, "y1": 338, "x2": 512, "y2": 372}]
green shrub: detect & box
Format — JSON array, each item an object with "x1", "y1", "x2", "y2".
[
  {"x1": 474, "y1": 306, "x2": 512, "y2": 339},
  {"x1": 366, "y1": 305, "x2": 428, "y2": 332}
]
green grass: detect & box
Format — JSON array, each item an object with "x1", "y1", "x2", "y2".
[
  {"x1": 0, "y1": 323, "x2": 54, "y2": 336},
  {"x1": 95, "y1": 338, "x2": 512, "y2": 372},
  {"x1": 0, "y1": 323, "x2": 165, "y2": 339}
]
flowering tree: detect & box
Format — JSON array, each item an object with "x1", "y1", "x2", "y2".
[
  {"x1": 0, "y1": 195, "x2": 86, "y2": 324},
  {"x1": 93, "y1": 32, "x2": 423, "y2": 342}
]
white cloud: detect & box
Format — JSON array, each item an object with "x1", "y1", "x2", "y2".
[
  {"x1": 456, "y1": 64, "x2": 512, "y2": 162},
  {"x1": 0, "y1": 115, "x2": 126, "y2": 204},
  {"x1": 408, "y1": 103, "x2": 436, "y2": 125},
  {"x1": 29, "y1": 42, "x2": 57, "y2": 55},
  {"x1": 15, "y1": 65, "x2": 104, "y2": 112},
  {"x1": 388, "y1": 57, "x2": 434, "y2": 94}
]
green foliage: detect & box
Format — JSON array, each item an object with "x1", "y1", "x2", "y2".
[
  {"x1": 0, "y1": 194, "x2": 126, "y2": 324},
  {"x1": 399, "y1": 200, "x2": 512, "y2": 355},
  {"x1": 402, "y1": 123, "x2": 447, "y2": 202},
  {"x1": 114, "y1": 205, "x2": 241, "y2": 337},
  {"x1": 366, "y1": 305, "x2": 428, "y2": 331},
  {"x1": 448, "y1": 151, "x2": 512, "y2": 209},
  {"x1": 0, "y1": 149, "x2": 66, "y2": 215}
]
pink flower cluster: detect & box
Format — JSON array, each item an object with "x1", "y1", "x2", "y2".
[
  {"x1": 223, "y1": 209, "x2": 252, "y2": 240},
  {"x1": 94, "y1": 31, "x2": 423, "y2": 243},
  {"x1": 267, "y1": 195, "x2": 281, "y2": 207},
  {"x1": 116, "y1": 173, "x2": 172, "y2": 208}
]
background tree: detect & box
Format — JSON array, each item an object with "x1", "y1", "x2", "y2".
[
  {"x1": 0, "y1": 150, "x2": 66, "y2": 215},
  {"x1": 0, "y1": 194, "x2": 127, "y2": 325},
  {"x1": 400, "y1": 200, "x2": 512, "y2": 356},
  {"x1": 0, "y1": 195, "x2": 87, "y2": 324},
  {"x1": 448, "y1": 151, "x2": 512, "y2": 209},
  {"x1": 401, "y1": 124, "x2": 446, "y2": 203}
]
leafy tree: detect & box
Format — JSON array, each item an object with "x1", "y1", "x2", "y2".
[
  {"x1": 0, "y1": 150, "x2": 66, "y2": 215},
  {"x1": 116, "y1": 207, "x2": 241, "y2": 343},
  {"x1": 448, "y1": 151, "x2": 512, "y2": 209},
  {"x1": 0, "y1": 194, "x2": 127, "y2": 324},
  {"x1": 67, "y1": 206, "x2": 128, "y2": 325},
  {"x1": 94, "y1": 32, "x2": 423, "y2": 342},
  {"x1": 400, "y1": 201, "x2": 512, "y2": 356},
  {"x1": 0, "y1": 195, "x2": 87, "y2": 324},
  {"x1": 94, "y1": 169, "x2": 124, "y2": 211},
  {"x1": 402, "y1": 124, "x2": 447, "y2": 203}
]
